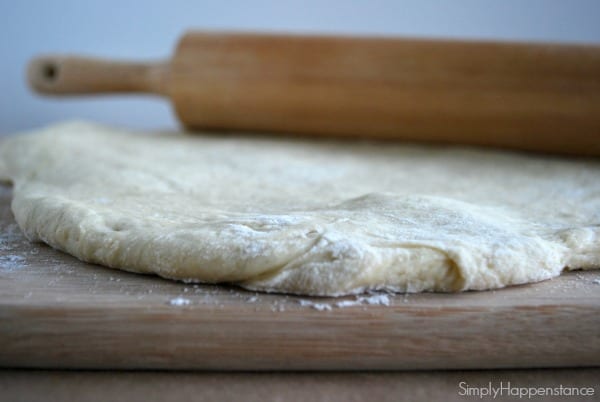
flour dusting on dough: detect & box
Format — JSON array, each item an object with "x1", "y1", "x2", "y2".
[{"x1": 0, "y1": 121, "x2": 598, "y2": 296}]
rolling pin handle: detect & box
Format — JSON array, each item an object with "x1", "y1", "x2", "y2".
[{"x1": 27, "y1": 55, "x2": 169, "y2": 96}]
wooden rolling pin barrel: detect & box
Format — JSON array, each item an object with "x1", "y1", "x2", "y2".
[{"x1": 27, "y1": 31, "x2": 600, "y2": 156}]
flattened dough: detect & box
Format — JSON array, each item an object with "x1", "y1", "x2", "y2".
[{"x1": 1, "y1": 121, "x2": 598, "y2": 295}]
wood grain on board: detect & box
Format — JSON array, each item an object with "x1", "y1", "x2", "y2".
[{"x1": 0, "y1": 185, "x2": 598, "y2": 370}]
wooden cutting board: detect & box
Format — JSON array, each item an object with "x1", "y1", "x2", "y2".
[{"x1": 0, "y1": 185, "x2": 598, "y2": 370}]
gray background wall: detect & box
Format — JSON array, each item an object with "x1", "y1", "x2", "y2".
[{"x1": 2, "y1": 0, "x2": 600, "y2": 134}]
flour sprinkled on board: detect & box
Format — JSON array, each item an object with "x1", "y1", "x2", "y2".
[
  {"x1": 0, "y1": 254, "x2": 26, "y2": 270},
  {"x1": 168, "y1": 297, "x2": 191, "y2": 306},
  {"x1": 0, "y1": 223, "x2": 24, "y2": 249},
  {"x1": 0, "y1": 223, "x2": 30, "y2": 270},
  {"x1": 360, "y1": 294, "x2": 391, "y2": 306},
  {"x1": 298, "y1": 293, "x2": 392, "y2": 311},
  {"x1": 299, "y1": 300, "x2": 332, "y2": 311}
]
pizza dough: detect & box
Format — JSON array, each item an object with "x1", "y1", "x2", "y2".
[{"x1": 0, "y1": 121, "x2": 598, "y2": 296}]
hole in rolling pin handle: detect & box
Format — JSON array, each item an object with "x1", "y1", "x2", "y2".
[{"x1": 42, "y1": 62, "x2": 58, "y2": 82}]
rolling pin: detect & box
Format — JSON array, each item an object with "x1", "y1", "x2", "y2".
[{"x1": 27, "y1": 31, "x2": 600, "y2": 156}]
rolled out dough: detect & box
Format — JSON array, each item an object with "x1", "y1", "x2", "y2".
[{"x1": 0, "y1": 122, "x2": 598, "y2": 296}]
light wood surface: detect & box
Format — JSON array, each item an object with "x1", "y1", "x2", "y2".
[
  {"x1": 0, "y1": 185, "x2": 599, "y2": 370},
  {"x1": 2, "y1": 368, "x2": 599, "y2": 402},
  {"x1": 28, "y1": 32, "x2": 600, "y2": 156}
]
